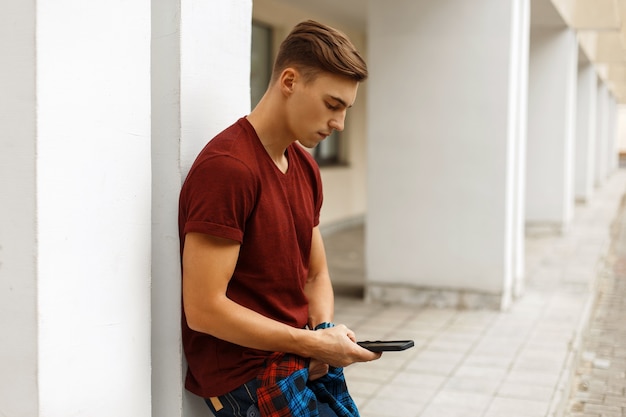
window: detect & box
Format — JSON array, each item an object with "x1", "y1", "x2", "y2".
[
  {"x1": 314, "y1": 131, "x2": 344, "y2": 166},
  {"x1": 250, "y1": 21, "x2": 346, "y2": 167},
  {"x1": 251, "y1": 21, "x2": 272, "y2": 108}
]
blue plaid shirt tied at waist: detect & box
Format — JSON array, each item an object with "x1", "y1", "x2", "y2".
[{"x1": 256, "y1": 322, "x2": 360, "y2": 417}]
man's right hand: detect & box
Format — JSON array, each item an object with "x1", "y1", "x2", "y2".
[{"x1": 309, "y1": 324, "x2": 382, "y2": 367}]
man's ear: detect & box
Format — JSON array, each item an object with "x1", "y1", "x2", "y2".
[{"x1": 279, "y1": 68, "x2": 298, "y2": 95}]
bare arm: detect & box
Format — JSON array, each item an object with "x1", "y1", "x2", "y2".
[
  {"x1": 182, "y1": 232, "x2": 380, "y2": 367},
  {"x1": 304, "y1": 226, "x2": 334, "y2": 329}
]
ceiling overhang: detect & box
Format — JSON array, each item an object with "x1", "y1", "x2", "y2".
[
  {"x1": 264, "y1": 0, "x2": 626, "y2": 102},
  {"x1": 552, "y1": 0, "x2": 626, "y2": 102}
]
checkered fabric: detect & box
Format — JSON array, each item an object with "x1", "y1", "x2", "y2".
[{"x1": 256, "y1": 352, "x2": 360, "y2": 417}]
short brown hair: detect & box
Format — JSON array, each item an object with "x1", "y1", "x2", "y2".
[{"x1": 271, "y1": 20, "x2": 368, "y2": 83}]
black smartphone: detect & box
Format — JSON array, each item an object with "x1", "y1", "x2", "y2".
[{"x1": 357, "y1": 340, "x2": 415, "y2": 352}]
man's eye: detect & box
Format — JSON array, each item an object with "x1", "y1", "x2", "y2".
[{"x1": 326, "y1": 102, "x2": 339, "y2": 111}]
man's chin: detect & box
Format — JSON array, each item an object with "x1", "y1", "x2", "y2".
[{"x1": 296, "y1": 140, "x2": 319, "y2": 149}]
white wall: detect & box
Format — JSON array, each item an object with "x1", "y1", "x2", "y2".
[
  {"x1": 510, "y1": 0, "x2": 531, "y2": 300},
  {"x1": 180, "y1": 1, "x2": 253, "y2": 175},
  {"x1": 0, "y1": 1, "x2": 38, "y2": 416},
  {"x1": 618, "y1": 106, "x2": 626, "y2": 156},
  {"x1": 575, "y1": 61, "x2": 597, "y2": 202},
  {"x1": 36, "y1": 1, "x2": 152, "y2": 416},
  {"x1": 151, "y1": 0, "x2": 184, "y2": 416},
  {"x1": 526, "y1": 26, "x2": 578, "y2": 228},
  {"x1": 596, "y1": 82, "x2": 610, "y2": 185},
  {"x1": 608, "y1": 98, "x2": 619, "y2": 173},
  {"x1": 367, "y1": 0, "x2": 527, "y2": 308},
  {"x1": 151, "y1": 1, "x2": 253, "y2": 416}
]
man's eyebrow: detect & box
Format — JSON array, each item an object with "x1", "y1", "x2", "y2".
[{"x1": 329, "y1": 95, "x2": 352, "y2": 108}]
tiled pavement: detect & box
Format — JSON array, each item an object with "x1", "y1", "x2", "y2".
[
  {"x1": 564, "y1": 182, "x2": 626, "y2": 417},
  {"x1": 324, "y1": 169, "x2": 626, "y2": 417}
]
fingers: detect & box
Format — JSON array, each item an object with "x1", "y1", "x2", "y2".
[
  {"x1": 317, "y1": 324, "x2": 383, "y2": 366},
  {"x1": 308, "y1": 358, "x2": 330, "y2": 381},
  {"x1": 346, "y1": 328, "x2": 356, "y2": 343},
  {"x1": 333, "y1": 323, "x2": 356, "y2": 343}
]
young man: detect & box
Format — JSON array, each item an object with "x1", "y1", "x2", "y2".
[{"x1": 178, "y1": 20, "x2": 380, "y2": 417}]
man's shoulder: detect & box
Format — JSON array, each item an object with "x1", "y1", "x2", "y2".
[
  {"x1": 193, "y1": 118, "x2": 260, "y2": 166},
  {"x1": 207, "y1": 117, "x2": 255, "y2": 150}
]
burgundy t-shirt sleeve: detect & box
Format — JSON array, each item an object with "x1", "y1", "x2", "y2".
[
  {"x1": 313, "y1": 164, "x2": 323, "y2": 227},
  {"x1": 182, "y1": 154, "x2": 257, "y2": 243}
]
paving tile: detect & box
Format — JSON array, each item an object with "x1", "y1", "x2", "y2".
[
  {"x1": 405, "y1": 360, "x2": 458, "y2": 376},
  {"x1": 408, "y1": 309, "x2": 458, "y2": 327},
  {"x1": 384, "y1": 329, "x2": 435, "y2": 349},
  {"x1": 360, "y1": 396, "x2": 424, "y2": 417},
  {"x1": 582, "y1": 403, "x2": 622, "y2": 415},
  {"x1": 441, "y1": 375, "x2": 501, "y2": 395},
  {"x1": 418, "y1": 404, "x2": 485, "y2": 417},
  {"x1": 450, "y1": 310, "x2": 499, "y2": 326},
  {"x1": 497, "y1": 380, "x2": 555, "y2": 402},
  {"x1": 429, "y1": 389, "x2": 492, "y2": 411},
  {"x1": 471, "y1": 336, "x2": 526, "y2": 356},
  {"x1": 345, "y1": 365, "x2": 396, "y2": 383},
  {"x1": 483, "y1": 397, "x2": 550, "y2": 417},
  {"x1": 463, "y1": 352, "x2": 516, "y2": 369},
  {"x1": 344, "y1": 379, "x2": 383, "y2": 398},
  {"x1": 388, "y1": 370, "x2": 447, "y2": 390},
  {"x1": 425, "y1": 332, "x2": 480, "y2": 352},
  {"x1": 452, "y1": 364, "x2": 509, "y2": 382},
  {"x1": 405, "y1": 350, "x2": 465, "y2": 376},
  {"x1": 353, "y1": 327, "x2": 398, "y2": 341},
  {"x1": 364, "y1": 352, "x2": 413, "y2": 371},
  {"x1": 375, "y1": 384, "x2": 438, "y2": 404},
  {"x1": 503, "y1": 369, "x2": 561, "y2": 388},
  {"x1": 511, "y1": 348, "x2": 569, "y2": 373}
]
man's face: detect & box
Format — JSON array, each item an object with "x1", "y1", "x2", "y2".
[{"x1": 286, "y1": 72, "x2": 359, "y2": 148}]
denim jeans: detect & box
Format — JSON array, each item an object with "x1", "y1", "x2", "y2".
[{"x1": 204, "y1": 379, "x2": 339, "y2": 417}]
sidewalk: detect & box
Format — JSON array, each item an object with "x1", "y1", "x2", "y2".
[
  {"x1": 326, "y1": 169, "x2": 626, "y2": 417},
  {"x1": 564, "y1": 178, "x2": 626, "y2": 416}
]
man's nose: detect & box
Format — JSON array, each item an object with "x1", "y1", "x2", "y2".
[{"x1": 329, "y1": 113, "x2": 346, "y2": 132}]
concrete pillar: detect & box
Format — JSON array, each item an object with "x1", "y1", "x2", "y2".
[
  {"x1": 36, "y1": 1, "x2": 153, "y2": 416},
  {"x1": 0, "y1": 2, "x2": 38, "y2": 416},
  {"x1": 596, "y1": 81, "x2": 610, "y2": 186},
  {"x1": 151, "y1": 1, "x2": 184, "y2": 416},
  {"x1": 366, "y1": 0, "x2": 529, "y2": 310},
  {"x1": 151, "y1": 1, "x2": 252, "y2": 416},
  {"x1": 0, "y1": 1, "x2": 152, "y2": 416},
  {"x1": 575, "y1": 61, "x2": 597, "y2": 202},
  {"x1": 511, "y1": 0, "x2": 531, "y2": 299},
  {"x1": 526, "y1": 25, "x2": 578, "y2": 230},
  {"x1": 607, "y1": 97, "x2": 619, "y2": 173}
]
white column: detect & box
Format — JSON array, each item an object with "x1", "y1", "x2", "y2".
[
  {"x1": 526, "y1": 26, "x2": 578, "y2": 230},
  {"x1": 151, "y1": 0, "x2": 184, "y2": 416},
  {"x1": 575, "y1": 62, "x2": 597, "y2": 202},
  {"x1": 512, "y1": 0, "x2": 531, "y2": 300},
  {"x1": 596, "y1": 82, "x2": 610, "y2": 186},
  {"x1": 607, "y1": 97, "x2": 619, "y2": 173},
  {"x1": 366, "y1": 0, "x2": 528, "y2": 309},
  {"x1": 151, "y1": 1, "x2": 252, "y2": 416},
  {"x1": 35, "y1": 1, "x2": 152, "y2": 416},
  {"x1": 0, "y1": 2, "x2": 38, "y2": 416}
]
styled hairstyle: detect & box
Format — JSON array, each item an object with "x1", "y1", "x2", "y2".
[{"x1": 271, "y1": 20, "x2": 368, "y2": 83}]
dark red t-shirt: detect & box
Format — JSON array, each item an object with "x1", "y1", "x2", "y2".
[{"x1": 178, "y1": 117, "x2": 323, "y2": 397}]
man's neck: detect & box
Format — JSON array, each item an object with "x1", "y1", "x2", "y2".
[{"x1": 247, "y1": 96, "x2": 294, "y2": 171}]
